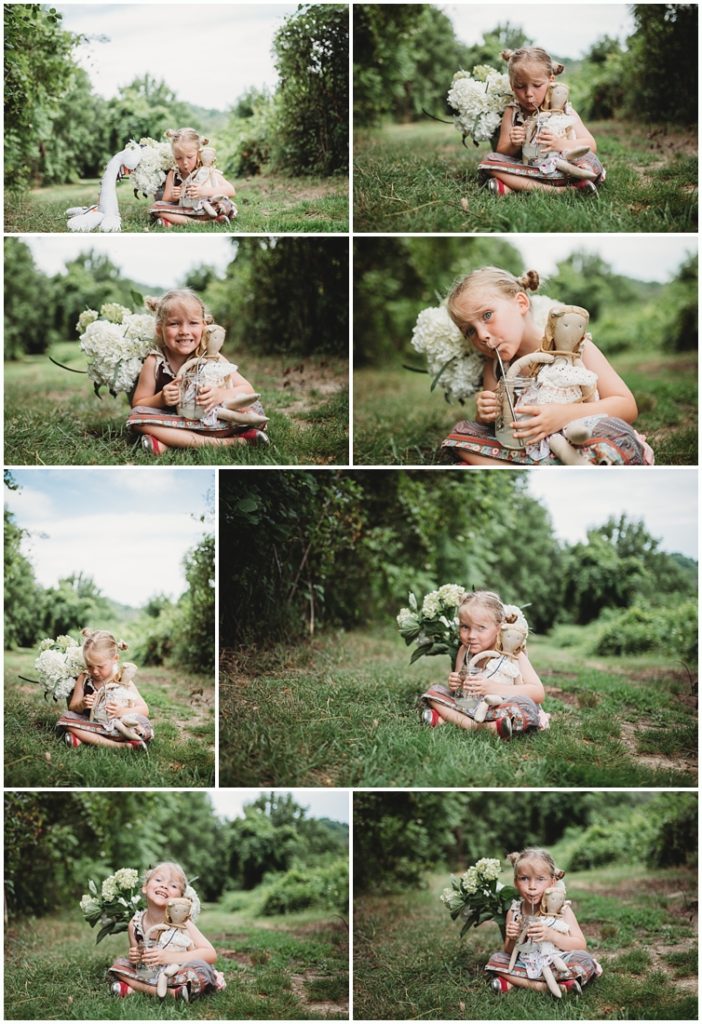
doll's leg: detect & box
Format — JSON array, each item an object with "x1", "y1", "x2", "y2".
[
  {"x1": 473, "y1": 695, "x2": 503, "y2": 723},
  {"x1": 541, "y1": 964, "x2": 563, "y2": 998},
  {"x1": 547, "y1": 433, "x2": 590, "y2": 466}
]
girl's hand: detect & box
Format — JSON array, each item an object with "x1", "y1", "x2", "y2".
[
  {"x1": 512, "y1": 404, "x2": 573, "y2": 444},
  {"x1": 463, "y1": 674, "x2": 492, "y2": 699},
  {"x1": 105, "y1": 701, "x2": 121, "y2": 718},
  {"x1": 509, "y1": 125, "x2": 526, "y2": 146},
  {"x1": 140, "y1": 947, "x2": 173, "y2": 968},
  {"x1": 447, "y1": 672, "x2": 463, "y2": 692},
  {"x1": 162, "y1": 381, "x2": 180, "y2": 407},
  {"x1": 128, "y1": 945, "x2": 143, "y2": 964},
  {"x1": 82, "y1": 692, "x2": 95, "y2": 709},
  {"x1": 505, "y1": 918, "x2": 522, "y2": 940},
  {"x1": 537, "y1": 129, "x2": 566, "y2": 152},
  {"x1": 197, "y1": 384, "x2": 226, "y2": 412},
  {"x1": 186, "y1": 182, "x2": 203, "y2": 199},
  {"x1": 476, "y1": 390, "x2": 500, "y2": 422},
  {"x1": 170, "y1": 186, "x2": 182, "y2": 200},
  {"x1": 526, "y1": 920, "x2": 550, "y2": 943}
]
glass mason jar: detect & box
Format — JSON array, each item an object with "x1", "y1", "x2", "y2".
[
  {"x1": 495, "y1": 377, "x2": 530, "y2": 449},
  {"x1": 177, "y1": 360, "x2": 207, "y2": 420}
]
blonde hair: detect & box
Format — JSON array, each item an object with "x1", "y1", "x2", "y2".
[
  {"x1": 446, "y1": 267, "x2": 540, "y2": 338},
  {"x1": 507, "y1": 847, "x2": 565, "y2": 881},
  {"x1": 501, "y1": 47, "x2": 565, "y2": 84},
  {"x1": 144, "y1": 861, "x2": 187, "y2": 895},
  {"x1": 145, "y1": 290, "x2": 213, "y2": 359},
  {"x1": 81, "y1": 628, "x2": 127, "y2": 664},
  {"x1": 165, "y1": 126, "x2": 209, "y2": 169},
  {"x1": 458, "y1": 590, "x2": 505, "y2": 626}
]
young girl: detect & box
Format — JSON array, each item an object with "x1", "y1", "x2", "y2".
[
  {"x1": 420, "y1": 591, "x2": 548, "y2": 740},
  {"x1": 479, "y1": 48, "x2": 605, "y2": 196},
  {"x1": 441, "y1": 267, "x2": 654, "y2": 466},
  {"x1": 108, "y1": 862, "x2": 226, "y2": 1001},
  {"x1": 486, "y1": 848, "x2": 602, "y2": 996},
  {"x1": 128, "y1": 289, "x2": 268, "y2": 453},
  {"x1": 56, "y1": 629, "x2": 153, "y2": 749},
  {"x1": 149, "y1": 127, "x2": 236, "y2": 227}
]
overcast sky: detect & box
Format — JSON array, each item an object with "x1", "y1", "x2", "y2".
[
  {"x1": 6, "y1": 469, "x2": 213, "y2": 606},
  {"x1": 25, "y1": 235, "x2": 237, "y2": 290},
  {"x1": 526, "y1": 468, "x2": 698, "y2": 559},
  {"x1": 209, "y1": 789, "x2": 350, "y2": 824},
  {"x1": 511, "y1": 236, "x2": 696, "y2": 284},
  {"x1": 56, "y1": 3, "x2": 298, "y2": 109},
  {"x1": 446, "y1": 3, "x2": 635, "y2": 60}
]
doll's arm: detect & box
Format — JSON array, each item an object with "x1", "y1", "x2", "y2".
[
  {"x1": 506, "y1": 351, "x2": 554, "y2": 380},
  {"x1": 533, "y1": 905, "x2": 586, "y2": 951}
]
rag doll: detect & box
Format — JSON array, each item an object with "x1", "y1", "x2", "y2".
[
  {"x1": 144, "y1": 897, "x2": 195, "y2": 998},
  {"x1": 176, "y1": 324, "x2": 267, "y2": 428},
  {"x1": 521, "y1": 83, "x2": 597, "y2": 181},
  {"x1": 179, "y1": 146, "x2": 237, "y2": 222},
  {"x1": 460, "y1": 606, "x2": 529, "y2": 721},
  {"x1": 505, "y1": 305, "x2": 603, "y2": 465},
  {"x1": 89, "y1": 663, "x2": 152, "y2": 745}
]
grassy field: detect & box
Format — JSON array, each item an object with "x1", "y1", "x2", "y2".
[
  {"x1": 4, "y1": 891, "x2": 348, "y2": 1020},
  {"x1": 219, "y1": 625, "x2": 697, "y2": 788},
  {"x1": 5, "y1": 173, "x2": 349, "y2": 233},
  {"x1": 4, "y1": 647, "x2": 215, "y2": 788},
  {"x1": 353, "y1": 351, "x2": 698, "y2": 465},
  {"x1": 4, "y1": 342, "x2": 349, "y2": 465},
  {"x1": 353, "y1": 120, "x2": 697, "y2": 233},
  {"x1": 354, "y1": 864, "x2": 697, "y2": 1020}
]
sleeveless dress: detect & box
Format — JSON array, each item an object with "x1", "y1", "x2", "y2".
[
  {"x1": 127, "y1": 350, "x2": 267, "y2": 438},
  {"x1": 107, "y1": 909, "x2": 226, "y2": 998},
  {"x1": 478, "y1": 103, "x2": 606, "y2": 188},
  {"x1": 56, "y1": 666, "x2": 154, "y2": 745},
  {"x1": 420, "y1": 648, "x2": 548, "y2": 738},
  {"x1": 485, "y1": 899, "x2": 602, "y2": 987}
]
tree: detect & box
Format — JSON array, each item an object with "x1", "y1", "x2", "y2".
[
  {"x1": 4, "y1": 505, "x2": 45, "y2": 648},
  {"x1": 3, "y1": 238, "x2": 50, "y2": 358},
  {"x1": 272, "y1": 4, "x2": 348, "y2": 174},
  {"x1": 627, "y1": 5, "x2": 697, "y2": 124},
  {"x1": 40, "y1": 574, "x2": 111, "y2": 638},
  {"x1": 171, "y1": 534, "x2": 215, "y2": 673},
  {"x1": 104, "y1": 75, "x2": 190, "y2": 154},
  {"x1": 228, "y1": 803, "x2": 302, "y2": 889}
]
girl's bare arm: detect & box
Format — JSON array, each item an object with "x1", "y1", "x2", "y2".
[
  {"x1": 68, "y1": 673, "x2": 87, "y2": 712},
  {"x1": 131, "y1": 356, "x2": 179, "y2": 409},
  {"x1": 569, "y1": 111, "x2": 597, "y2": 151},
  {"x1": 495, "y1": 108, "x2": 523, "y2": 156},
  {"x1": 161, "y1": 170, "x2": 181, "y2": 202}
]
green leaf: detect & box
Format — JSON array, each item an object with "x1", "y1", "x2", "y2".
[
  {"x1": 95, "y1": 922, "x2": 114, "y2": 944},
  {"x1": 402, "y1": 363, "x2": 429, "y2": 374},
  {"x1": 88, "y1": 879, "x2": 97, "y2": 895},
  {"x1": 130, "y1": 289, "x2": 144, "y2": 309},
  {"x1": 430, "y1": 356, "x2": 457, "y2": 392}
]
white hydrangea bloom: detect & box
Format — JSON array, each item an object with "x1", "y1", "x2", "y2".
[
  {"x1": 421, "y1": 591, "x2": 441, "y2": 618},
  {"x1": 79, "y1": 316, "x2": 152, "y2": 395},
  {"x1": 114, "y1": 867, "x2": 139, "y2": 889},
  {"x1": 437, "y1": 584, "x2": 466, "y2": 608},
  {"x1": 411, "y1": 305, "x2": 485, "y2": 403},
  {"x1": 35, "y1": 649, "x2": 69, "y2": 684},
  {"x1": 122, "y1": 313, "x2": 156, "y2": 343},
  {"x1": 80, "y1": 894, "x2": 101, "y2": 915},
  {"x1": 101, "y1": 876, "x2": 118, "y2": 900},
  {"x1": 127, "y1": 138, "x2": 175, "y2": 196},
  {"x1": 64, "y1": 645, "x2": 86, "y2": 676},
  {"x1": 475, "y1": 858, "x2": 502, "y2": 881},
  {"x1": 447, "y1": 68, "x2": 513, "y2": 144},
  {"x1": 396, "y1": 607, "x2": 418, "y2": 630},
  {"x1": 39, "y1": 638, "x2": 54, "y2": 651},
  {"x1": 99, "y1": 303, "x2": 131, "y2": 324},
  {"x1": 76, "y1": 309, "x2": 98, "y2": 333},
  {"x1": 461, "y1": 866, "x2": 479, "y2": 894}
]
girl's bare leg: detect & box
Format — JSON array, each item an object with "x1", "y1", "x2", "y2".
[
  {"x1": 156, "y1": 213, "x2": 189, "y2": 226},
  {"x1": 434, "y1": 706, "x2": 498, "y2": 733},
  {"x1": 503, "y1": 975, "x2": 548, "y2": 993},
  {"x1": 454, "y1": 450, "x2": 513, "y2": 467},
  {"x1": 138, "y1": 426, "x2": 245, "y2": 449},
  {"x1": 493, "y1": 171, "x2": 560, "y2": 194},
  {"x1": 66, "y1": 727, "x2": 127, "y2": 749}
]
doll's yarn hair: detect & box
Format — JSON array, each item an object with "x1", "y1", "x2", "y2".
[
  {"x1": 507, "y1": 847, "x2": 565, "y2": 881},
  {"x1": 501, "y1": 47, "x2": 565, "y2": 83},
  {"x1": 446, "y1": 267, "x2": 540, "y2": 338},
  {"x1": 81, "y1": 628, "x2": 127, "y2": 663},
  {"x1": 458, "y1": 590, "x2": 505, "y2": 626},
  {"x1": 145, "y1": 290, "x2": 214, "y2": 359}
]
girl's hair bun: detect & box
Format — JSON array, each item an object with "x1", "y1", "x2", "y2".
[
  {"x1": 552, "y1": 62, "x2": 565, "y2": 76},
  {"x1": 555, "y1": 868, "x2": 566, "y2": 880},
  {"x1": 501, "y1": 49, "x2": 514, "y2": 62},
  {"x1": 517, "y1": 270, "x2": 540, "y2": 292},
  {"x1": 164, "y1": 129, "x2": 176, "y2": 140},
  {"x1": 507, "y1": 851, "x2": 521, "y2": 865},
  {"x1": 144, "y1": 295, "x2": 160, "y2": 312}
]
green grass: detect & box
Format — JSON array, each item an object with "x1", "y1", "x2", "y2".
[
  {"x1": 353, "y1": 120, "x2": 697, "y2": 232},
  {"x1": 354, "y1": 864, "x2": 697, "y2": 1020},
  {"x1": 219, "y1": 625, "x2": 697, "y2": 787},
  {"x1": 353, "y1": 352, "x2": 697, "y2": 465},
  {"x1": 4, "y1": 343, "x2": 349, "y2": 465},
  {"x1": 4, "y1": 648, "x2": 215, "y2": 787},
  {"x1": 4, "y1": 892, "x2": 348, "y2": 1019},
  {"x1": 5, "y1": 173, "x2": 349, "y2": 233}
]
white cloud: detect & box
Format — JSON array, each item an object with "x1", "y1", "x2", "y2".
[
  {"x1": 510, "y1": 236, "x2": 695, "y2": 284},
  {"x1": 208, "y1": 789, "x2": 350, "y2": 824}
]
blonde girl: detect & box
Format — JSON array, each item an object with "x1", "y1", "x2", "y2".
[
  {"x1": 479, "y1": 47, "x2": 605, "y2": 195},
  {"x1": 108, "y1": 861, "x2": 226, "y2": 1001},
  {"x1": 420, "y1": 591, "x2": 548, "y2": 740},
  {"x1": 56, "y1": 629, "x2": 153, "y2": 749},
  {"x1": 441, "y1": 267, "x2": 653, "y2": 466},
  {"x1": 485, "y1": 847, "x2": 602, "y2": 996},
  {"x1": 150, "y1": 127, "x2": 236, "y2": 227},
  {"x1": 128, "y1": 289, "x2": 267, "y2": 454}
]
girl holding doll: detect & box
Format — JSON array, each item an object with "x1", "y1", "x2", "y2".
[
  {"x1": 420, "y1": 590, "x2": 548, "y2": 740},
  {"x1": 486, "y1": 847, "x2": 602, "y2": 996},
  {"x1": 128, "y1": 289, "x2": 268, "y2": 454},
  {"x1": 56, "y1": 629, "x2": 153, "y2": 749},
  {"x1": 479, "y1": 47, "x2": 605, "y2": 196},
  {"x1": 150, "y1": 127, "x2": 236, "y2": 227},
  {"x1": 108, "y1": 861, "x2": 226, "y2": 1001},
  {"x1": 440, "y1": 266, "x2": 653, "y2": 466}
]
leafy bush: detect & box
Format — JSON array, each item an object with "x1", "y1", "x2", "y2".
[
  {"x1": 259, "y1": 860, "x2": 348, "y2": 915},
  {"x1": 560, "y1": 811, "x2": 658, "y2": 871},
  {"x1": 646, "y1": 795, "x2": 698, "y2": 868},
  {"x1": 593, "y1": 600, "x2": 697, "y2": 663}
]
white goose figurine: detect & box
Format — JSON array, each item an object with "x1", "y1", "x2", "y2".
[{"x1": 66, "y1": 146, "x2": 143, "y2": 232}]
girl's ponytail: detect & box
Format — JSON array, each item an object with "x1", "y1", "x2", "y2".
[{"x1": 517, "y1": 270, "x2": 540, "y2": 292}]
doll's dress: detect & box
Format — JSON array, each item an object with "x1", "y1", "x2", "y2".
[
  {"x1": 515, "y1": 358, "x2": 600, "y2": 462},
  {"x1": 132, "y1": 909, "x2": 194, "y2": 985}
]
